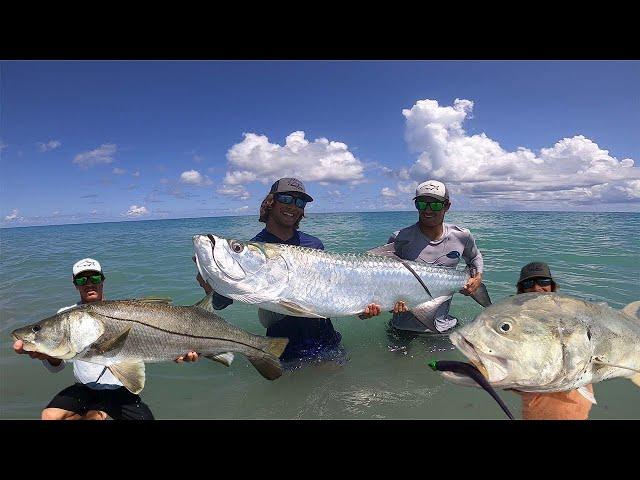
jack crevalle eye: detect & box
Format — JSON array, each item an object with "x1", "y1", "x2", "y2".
[
  {"x1": 230, "y1": 241, "x2": 244, "y2": 253},
  {"x1": 499, "y1": 322, "x2": 512, "y2": 333},
  {"x1": 32, "y1": 325, "x2": 41, "y2": 333}
]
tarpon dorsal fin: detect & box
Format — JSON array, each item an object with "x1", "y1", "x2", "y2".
[
  {"x1": 193, "y1": 293, "x2": 214, "y2": 312},
  {"x1": 204, "y1": 352, "x2": 235, "y2": 366},
  {"x1": 577, "y1": 386, "x2": 597, "y2": 404},
  {"x1": 621, "y1": 301, "x2": 640, "y2": 320},
  {"x1": 108, "y1": 361, "x2": 146, "y2": 394},
  {"x1": 93, "y1": 326, "x2": 133, "y2": 354},
  {"x1": 277, "y1": 300, "x2": 327, "y2": 319}
]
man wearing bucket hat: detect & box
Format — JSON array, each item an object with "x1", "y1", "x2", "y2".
[
  {"x1": 361, "y1": 180, "x2": 488, "y2": 341},
  {"x1": 513, "y1": 262, "x2": 595, "y2": 420},
  {"x1": 13, "y1": 258, "x2": 198, "y2": 420},
  {"x1": 195, "y1": 177, "x2": 350, "y2": 367}
]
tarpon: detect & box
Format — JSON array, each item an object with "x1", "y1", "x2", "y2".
[
  {"x1": 192, "y1": 234, "x2": 491, "y2": 322},
  {"x1": 11, "y1": 295, "x2": 289, "y2": 393},
  {"x1": 439, "y1": 292, "x2": 640, "y2": 403}
]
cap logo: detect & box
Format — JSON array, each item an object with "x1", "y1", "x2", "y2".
[
  {"x1": 422, "y1": 184, "x2": 439, "y2": 192},
  {"x1": 286, "y1": 178, "x2": 303, "y2": 190}
]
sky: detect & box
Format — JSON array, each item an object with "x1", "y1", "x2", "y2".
[{"x1": 1, "y1": 60, "x2": 639, "y2": 227}]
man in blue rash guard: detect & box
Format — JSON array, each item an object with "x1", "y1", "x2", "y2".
[{"x1": 195, "y1": 177, "x2": 354, "y2": 367}]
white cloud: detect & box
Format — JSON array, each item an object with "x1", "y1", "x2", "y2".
[
  {"x1": 179, "y1": 170, "x2": 213, "y2": 186},
  {"x1": 4, "y1": 209, "x2": 20, "y2": 221},
  {"x1": 381, "y1": 187, "x2": 397, "y2": 197},
  {"x1": 402, "y1": 99, "x2": 640, "y2": 206},
  {"x1": 234, "y1": 205, "x2": 250, "y2": 213},
  {"x1": 38, "y1": 140, "x2": 61, "y2": 152},
  {"x1": 73, "y1": 144, "x2": 117, "y2": 169},
  {"x1": 217, "y1": 184, "x2": 250, "y2": 200},
  {"x1": 193, "y1": 155, "x2": 204, "y2": 163},
  {"x1": 125, "y1": 205, "x2": 149, "y2": 217},
  {"x1": 113, "y1": 167, "x2": 126, "y2": 175},
  {"x1": 0, "y1": 141, "x2": 7, "y2": 152},
  {"x1": 223, "y1": 131, "x2": 365, "y2": 186},
  {"x1": 132, "y1": 171, "x2": 140, "y2": 177}
]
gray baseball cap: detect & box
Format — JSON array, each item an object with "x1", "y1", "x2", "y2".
[
  {"x1": 413, "y1": 180, "x2": 449, "y2": 202},
  {"x1": 518, "y1": 262, "x2": 553, "y2": 284},
  {"x1": 269, "y1": 177, "x2": 313, "y2": 202}
]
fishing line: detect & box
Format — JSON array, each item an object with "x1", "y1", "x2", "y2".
[{"x1": 593, "y1": 359, "x2": 640, "y2": 374}]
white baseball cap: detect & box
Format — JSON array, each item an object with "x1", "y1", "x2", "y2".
[
  {"x1": 413, "y1": 180, "x2": 449, "y2": 202},
  {"x1": 72, "y1": 258, "x2": 103, "y2": 277}
]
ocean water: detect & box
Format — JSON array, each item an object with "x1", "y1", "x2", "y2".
[{"x1": 1, "y1": 211, "x2": 638, "y2": 420}]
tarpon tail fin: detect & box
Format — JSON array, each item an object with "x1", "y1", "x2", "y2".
[
  {"x1": 621, "y1": 301, "x2": 640, "y2": 320},
  {"x1": 246, "y1": 337, "x2": 289, "y2": 381},
  {"x1": 471, "y1": 283, "x2": 492, "y2": 307}
]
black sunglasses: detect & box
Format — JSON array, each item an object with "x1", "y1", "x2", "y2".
[
  {"x1": 521, "y1": 278, "x2": 553, "y2": 289},
  {"x1": 274, "y1": 193, "x2": 307, "y2": 209}
]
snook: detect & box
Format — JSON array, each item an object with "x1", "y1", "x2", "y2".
[
  {"x1": 440, "y1": 292, "x2": 640, "y2": 403},
  {"x1": 193, "y1": 234, "x2": 491, "y2": 322},
  {"x1": 11, "y1": 295, "x2": 289, "y2": 394}
]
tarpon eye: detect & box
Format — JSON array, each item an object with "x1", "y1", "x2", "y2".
[
  {"x1": 32, "y1": 325, "x2": 41, "y2": 333},
  {"x1": 230, "y1": 241, "x2": 244, "y2": 253},
  {"x1": 499, "y1": 322, "x2": 512, "y2": 333}
]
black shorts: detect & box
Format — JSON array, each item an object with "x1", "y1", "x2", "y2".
[{"x1": 46, "y1": 383, "x2": 155, "y2": 420}]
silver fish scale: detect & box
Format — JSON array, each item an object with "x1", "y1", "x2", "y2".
[{"x1": 271, "y1": 244, "x2": 469, "y2": 317}]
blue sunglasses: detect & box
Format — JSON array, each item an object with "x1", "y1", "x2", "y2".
[{"x1": 274, "y1": 193, "x2": 307, "y2": 209}]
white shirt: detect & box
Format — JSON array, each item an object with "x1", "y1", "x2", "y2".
[{"x1": 41, "y1": 303, "x2": 122, "y2": 390}]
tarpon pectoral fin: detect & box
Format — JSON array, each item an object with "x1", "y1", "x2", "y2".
[
  {"x1": 471, "y1": 283, "x2": 492, "y2": 307},
  {"x1": 93, "y1": 326, "x2": 133, "y2": 354},
  {"x1": 108, "y1": 361, "x2": 146, "y2": 394},
  {"x1": 204, "y1": 352, "x2": 235, "y2": 367},
  {"x1": 621, "y1": 300, "x2": 640, "y2": 320},
  {"x1": 631, "y1": 374, "x2": 640, "y2": 388},
  {"x1": 411, "y1": 297, "x2": 451, "y2": 327},
  {"x1": 577, "y1": 386, "x2": 597, "y2": 404},
  {"x1": 277, "y1": 300, "x2": 327, "y2": 319}
]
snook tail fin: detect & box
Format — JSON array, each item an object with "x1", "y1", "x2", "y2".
[{"x1": 246, "y1": 337, "x2": 289, "y2": 381}]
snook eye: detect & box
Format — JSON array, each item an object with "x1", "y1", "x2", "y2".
[
  {"x1": 499, "y1": 322, "x2": 512, "y2": 333},
  {"x1": 32, "y1": 325, "x2": 41, "y2": 333},
  {"x1": 230, "y1": 241, "x2": 244, "y2": 253}
]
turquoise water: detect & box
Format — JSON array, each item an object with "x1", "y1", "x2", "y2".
[{"x1": 1, "y1": 211, "x2": 639, "y2": 419}]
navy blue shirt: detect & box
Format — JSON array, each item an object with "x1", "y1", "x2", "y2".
[{"x1": 212, "y1": 228, "x2": 342, "y2": 362}]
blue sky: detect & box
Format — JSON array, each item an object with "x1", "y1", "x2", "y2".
[{"x1": 1, "y1": 60, "x2": 639, "y2": 227}]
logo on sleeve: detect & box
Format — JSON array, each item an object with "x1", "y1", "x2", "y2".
[{"x1": 446, "y1": 251, "x2": 461, "y2": 259}]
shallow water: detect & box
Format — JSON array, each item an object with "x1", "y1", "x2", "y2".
[{"x1": 1, "y1": 211, "x2": 638, "y2": 419}]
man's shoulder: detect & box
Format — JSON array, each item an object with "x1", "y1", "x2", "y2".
[
  {"x1": 393, "y1": 223, "x2": 419, "y2": 241},
  {"x1": 446, "y1": 223, "x2": 472, "y2": 236}
]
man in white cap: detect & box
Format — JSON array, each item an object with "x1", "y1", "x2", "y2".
[
  {"x1": 13, "y1": 258, "x2": 198, "y2": 420},
  {"x1": 361, "y1": 180, "x2": 486, "y2": 341}
]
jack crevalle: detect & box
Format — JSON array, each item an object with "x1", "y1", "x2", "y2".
[
  {"x1": 193, "y1": 234, "x2": 491, "y2": 322},
  {"x1": 11, "y1": 295, "x2": 289, "y2": 394},
  {"x1": 439, "y1": 292, "x2": 640, "y2": 403}
]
